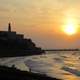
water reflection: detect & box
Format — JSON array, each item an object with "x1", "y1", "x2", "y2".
[
  {"x1": 63, "y1": 74, "x2": 80, "y2": 80},
  {"x1": 0, "y1": 51, "x2": 80, "y2": 80}
]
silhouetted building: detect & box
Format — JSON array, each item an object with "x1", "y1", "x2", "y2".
[{"x1": 0, "y1": 23, "x2": 44, "y2": 57}]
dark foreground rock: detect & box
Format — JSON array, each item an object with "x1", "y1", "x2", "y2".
[{"x1": 0, "y1": 65, "x2": 61, "y2": 80}]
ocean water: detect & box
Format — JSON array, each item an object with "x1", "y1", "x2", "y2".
[{"x1": 0, "y1": 51, "x2": 80, "y2": 80}]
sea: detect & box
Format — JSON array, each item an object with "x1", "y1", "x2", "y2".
[{"x1": 0, "y1": 51, "x2": 80, "y2": 80}]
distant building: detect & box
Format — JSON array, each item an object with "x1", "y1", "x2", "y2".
[
  {"x1": 0, "y1": 23, "x2": 44, "y2": 57},
  {"x1": 0, "y1": 23, "x2": 24, "y2": 40}
]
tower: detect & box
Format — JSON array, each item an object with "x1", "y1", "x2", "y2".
[{"x1": 8, "y1": 23, "x2": 11, "y2": 32}]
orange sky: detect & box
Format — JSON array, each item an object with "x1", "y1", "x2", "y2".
[{"x1": 0, "y1": 0, "x2": 80, "y2": 49}]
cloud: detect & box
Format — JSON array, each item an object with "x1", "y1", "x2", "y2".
[{"x1": 0, "y1": 0, "x2": 80, "y2": 48}]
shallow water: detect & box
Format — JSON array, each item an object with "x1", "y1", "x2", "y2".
[{"x1": 0, "y1": 51, "x2": 80, "y2": 80}]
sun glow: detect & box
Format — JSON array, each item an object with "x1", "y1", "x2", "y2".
[{"x1": 62, "y1": 17, "x2": 78, "y2": 35}]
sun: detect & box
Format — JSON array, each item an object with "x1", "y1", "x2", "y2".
[
  {"x1": 62, "y1": 17, "x2": 78, "y2": 36},
  {"x1": 63, "y1": 23, "x2": 77, "y2": 35}
]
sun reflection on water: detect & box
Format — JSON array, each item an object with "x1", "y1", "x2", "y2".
[{"x1": 0, "y1": 51, "x2": 80, "y2": 80}]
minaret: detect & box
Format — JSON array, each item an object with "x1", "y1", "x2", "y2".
[{"x1": 8, "y1": 23, "x2": 11, "y2": 32}]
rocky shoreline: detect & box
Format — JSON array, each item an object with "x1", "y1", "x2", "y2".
[{"x1": 0, "y1": 65, "x2": 61, "y2": 80}]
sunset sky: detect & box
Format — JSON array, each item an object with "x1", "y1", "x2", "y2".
[{"x1": 0, "y1": 0, "x2": 80, "y2": 49}]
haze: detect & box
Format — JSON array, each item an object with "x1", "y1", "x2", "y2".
[{"x1": 0, "y1": 0, "x2": 80, "y2": 49}]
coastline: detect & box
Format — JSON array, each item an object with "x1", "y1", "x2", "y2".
[{"x1": 0, "y1": 65, "x2": 61, "y2": 80}]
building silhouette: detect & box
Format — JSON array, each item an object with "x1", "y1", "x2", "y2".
[{"x1": 0, "y1": 23, "x2": 44, "y2": 57}]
